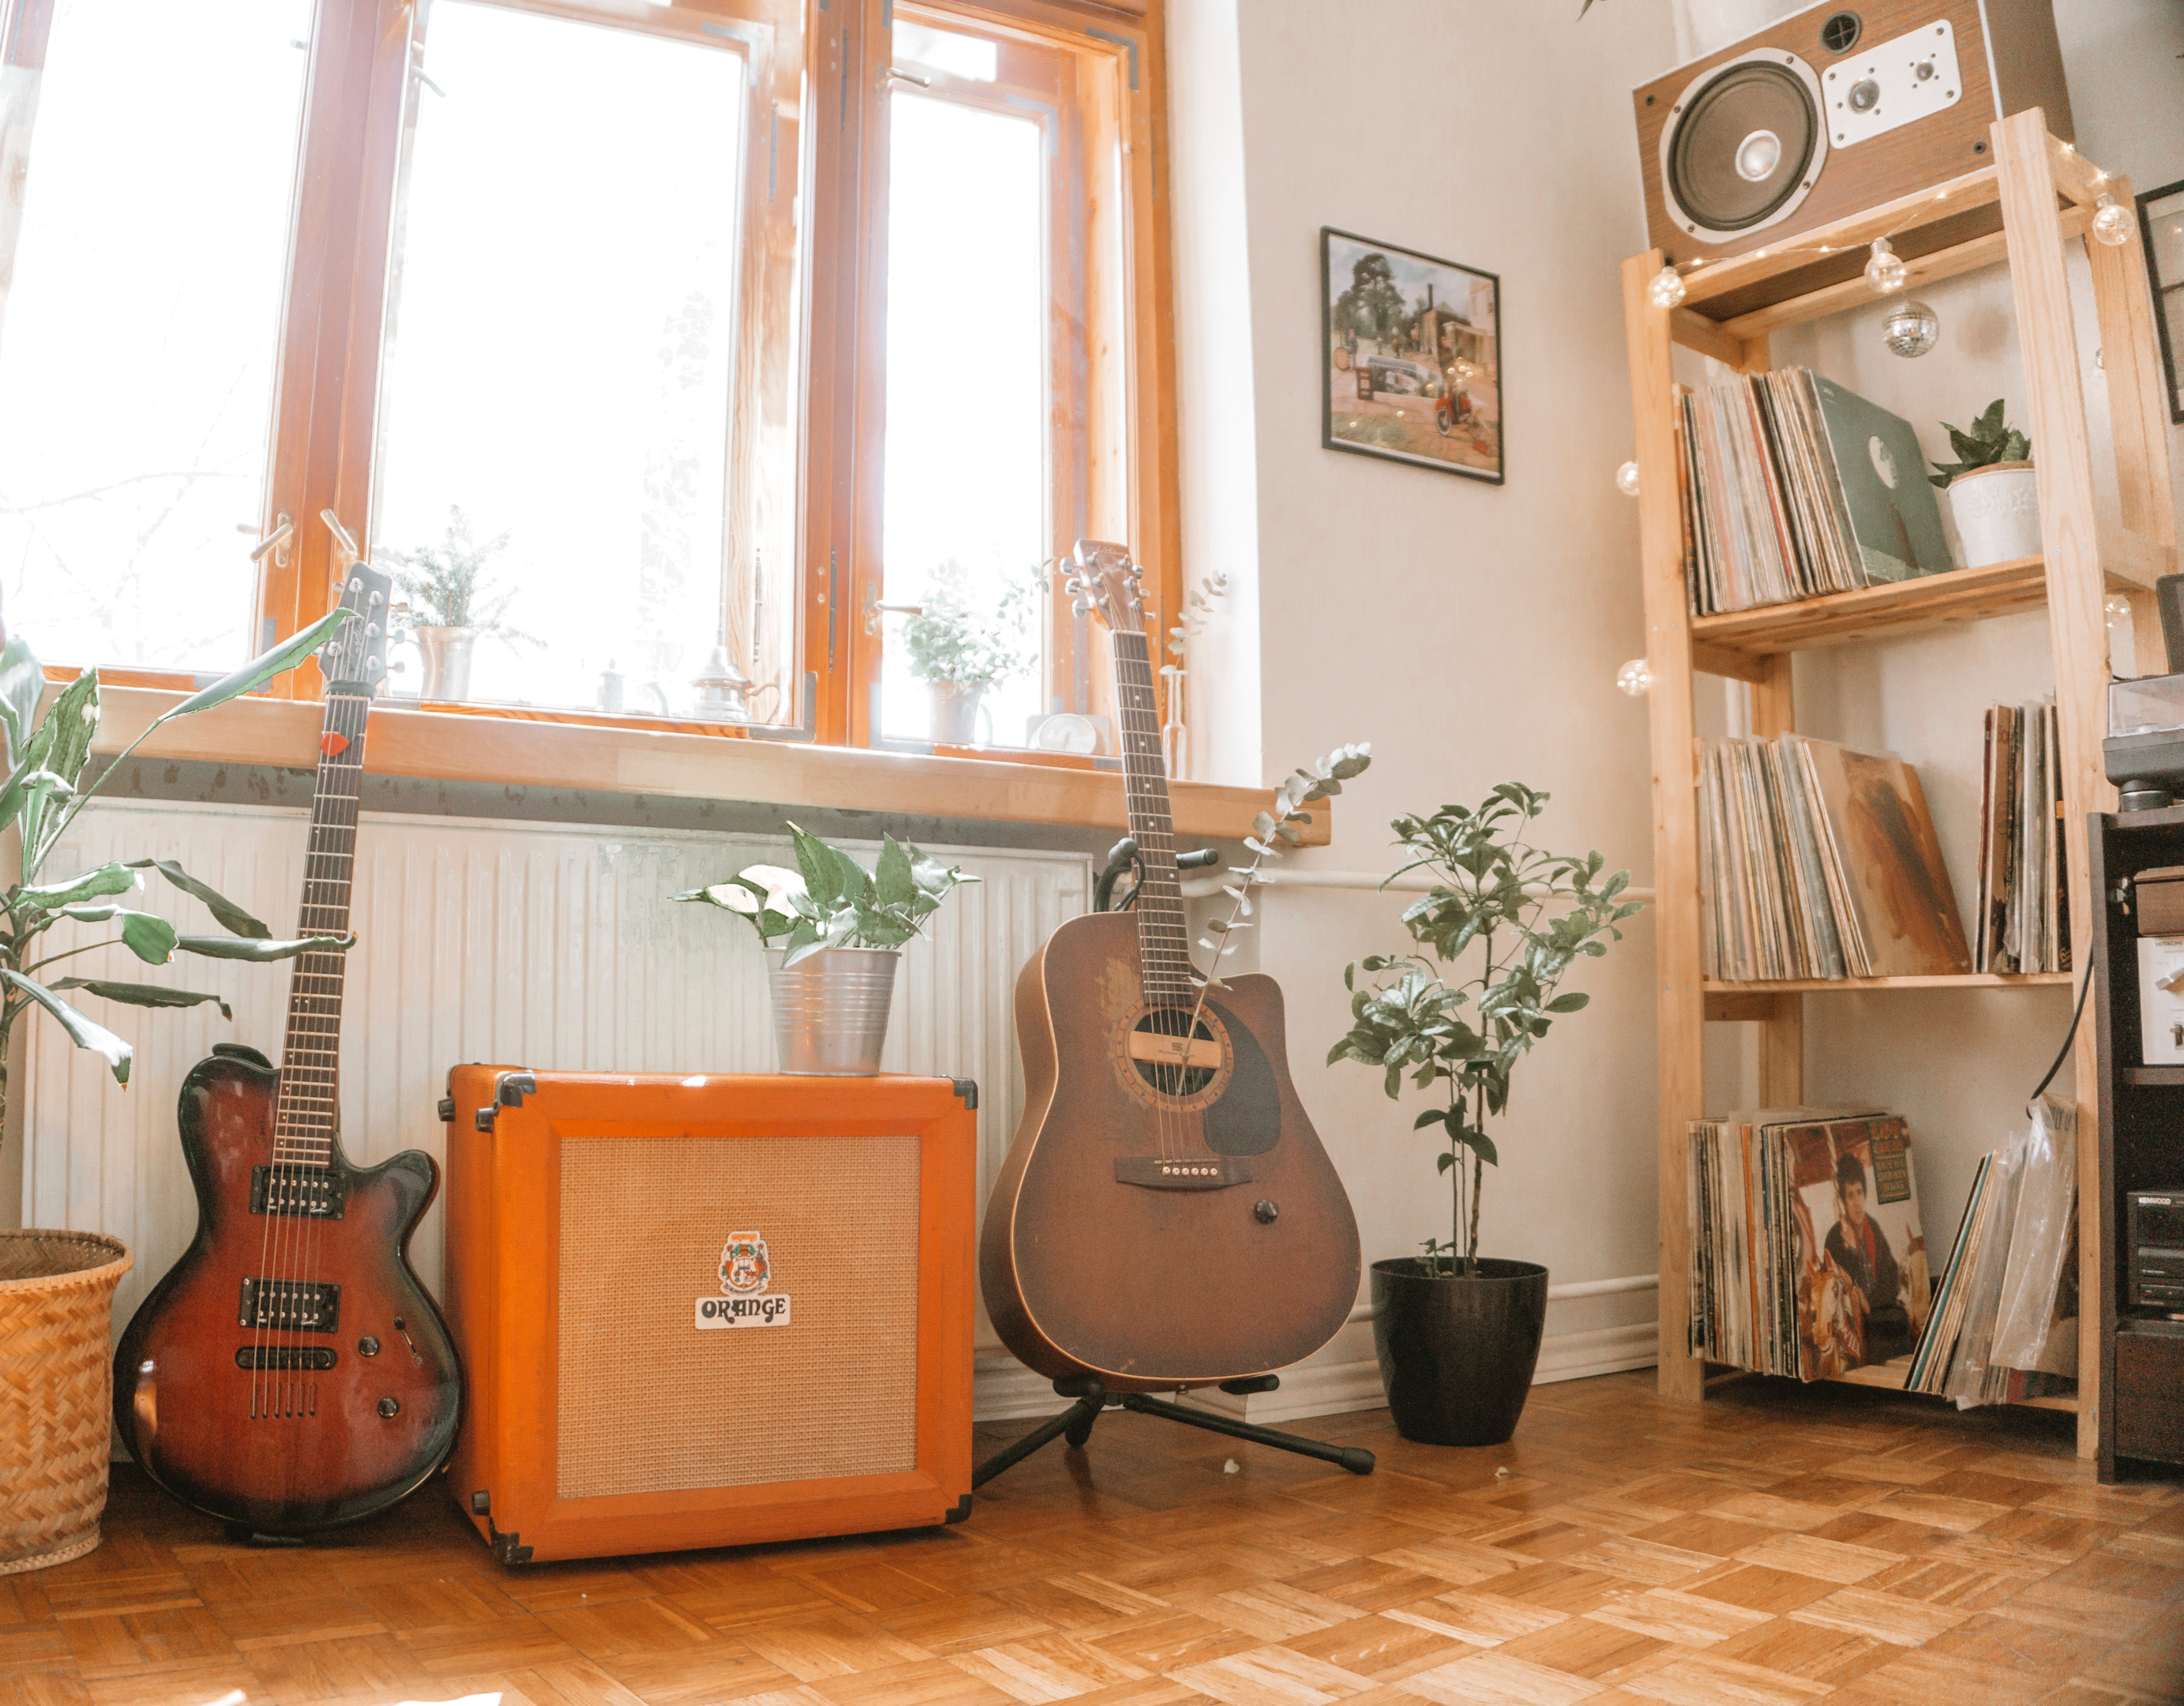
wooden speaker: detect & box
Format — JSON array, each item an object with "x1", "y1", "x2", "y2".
[
  {"x1": 441, "y1": 1068, "x2": 978, "y2": 1564},
  {"x1": 1633, "y1": 0, "x2": 2071, "y2": 314}
]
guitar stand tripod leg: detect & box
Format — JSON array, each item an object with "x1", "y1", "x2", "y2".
[{"x1": 972, "y1": 1373, "x2": 1375, "y2": 1490}]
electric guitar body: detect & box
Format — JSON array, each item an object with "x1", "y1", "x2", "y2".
[
  {"x1": 114, "y1": 562, "x2": 461, "y2": 1534},
  {"x1": 114, "y1": 1049, "x2": 459, "y2": 1532},
  {"x1": 980, "y1": 543, "x2": 1360, "y2": 1392}
]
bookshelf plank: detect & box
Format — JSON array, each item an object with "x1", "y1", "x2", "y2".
[
  {"x1": 1689, "y1": 558, "x2": 2051, "y2": 660},
  {"x1": 1705, "y1": 973, "x2": 2072, "y2": 1005},
  {"x1": 1822, "y1": 1358, "x2": 2081, "y2": 1413}
]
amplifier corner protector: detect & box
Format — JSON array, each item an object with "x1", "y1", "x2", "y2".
[
  {"x1": 945, "y1": 1494, "x2": 974, "y2": 1524},
  {"x1": 488, "y1": 1520, "x2": 532, "y2": 1566},
  {"x1": 951, "y1": 1078, "x2": 978, "y2": 1111}
]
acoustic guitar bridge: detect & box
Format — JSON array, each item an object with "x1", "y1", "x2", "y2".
[{"x1": 1114, "y1": 1156, "x2": 1254, "y2": 1191}]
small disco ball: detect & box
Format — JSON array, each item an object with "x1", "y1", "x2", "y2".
[{"x1": 1882, "y1": 299, "x2": 1939, "y2": 358}]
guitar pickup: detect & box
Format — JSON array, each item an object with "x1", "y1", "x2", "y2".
[
  {"x1": 235, "y1": 1346, "x2": 338, "y2": 1371},
  {"x1": 238, "y1": 1278, "x2": 341, "y2": 1332},
  {"x1": 1114, "y1": 1156, "x2": 1253, "y2": 1191},
  {"x1": 250, "y1": 1167, "x2": 346, "y2": 1219}
]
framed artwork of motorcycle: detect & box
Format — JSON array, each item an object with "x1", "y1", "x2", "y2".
[{"x1": 1320, "y1": 227, "x2": 1503, "y2": 484}]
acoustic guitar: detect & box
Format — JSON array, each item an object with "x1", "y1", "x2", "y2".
[
  {"x1": 114, "y1": 565, "x2": 461, "y2": 1534},
  {"x1": 980, "y1": 542, "x2": 1360, "y2": 1391}
]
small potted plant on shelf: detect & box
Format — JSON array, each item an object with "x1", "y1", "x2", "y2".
[
  {"x1": 675, "y1": 823, "x2": 978, "y2": 1073},
  {"x1": 902, "y1": 561, "x2": 1036, "y2": 746},
  {"x1": 0, "y1": 602, "x2": 357, "y2": 1573},
  {"x1": 1329, "y1": 783, "x2": 1642, "y2": 1447},
  {"x1": 385, "y1": 505, "x2": 534, "y2": 702},
  {"x1": 1929, "y1": 399, "x2": 2038, "y2": 568}
]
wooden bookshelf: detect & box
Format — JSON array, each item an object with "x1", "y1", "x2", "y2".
[
  {"x1": 1825, "y1": 1358, "x2": 2080, "y2": 1415},
  {"x1": 1624, "y1": 111, "x2": 2180, "y2": 1458}
]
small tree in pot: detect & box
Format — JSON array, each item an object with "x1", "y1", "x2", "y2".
[
  {"x1": 1329, "y1": 783, "x2": 1640, "y2": 1446},
  {"x1": 385, "y1": 506, "x2": 534, "y2": 702},
  {"x1": 902, "y1": 561, "x2": 1037, "y2": 746}
]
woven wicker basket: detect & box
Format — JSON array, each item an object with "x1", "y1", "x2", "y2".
[{"x1": 0, "y1": 1231, "x2": 133, "y2": 1574}]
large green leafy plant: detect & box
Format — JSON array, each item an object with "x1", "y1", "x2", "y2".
[
  {"x1": 675, "y1": 823, "x2": 978, "y2": 965},
  {"x1": 0, "y1": 608, "x2": 360, "y2": 1145},
  {"x1": 1328, "y1": 784, "x2": 1641, "y2": 1277}
]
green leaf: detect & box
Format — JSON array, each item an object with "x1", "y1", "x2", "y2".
[
  {"x1": 0, "y1": 764, "x2": 73, "y2": 836},
  {"x1": 51, "y1": 907, "x2": 178, "y2": 964},
  {"x1": 0, "y1": 630, "x2": 42, "y2": 770},
  {"x1": 875, "y1": 835, "x2": 916, "y2": 908},
  {"x1": 50, "y1": 978, "x2": 232, "y2": 1020},
  {"x1": 1436, "y1": 1148, "x2": 1457, "y2": 1173},
  {"x1": 1, "y1": 968, "x2": 130, "y2": 1084},
  {"x1": 1413, "y1": 1107, "x2": 1450, "y2": 1132},
  {"x1": 173, "y1": 931, "x2": 354, "y2": 961},
  {"x1": 17, "y1": 670, "x2": 99, "y2": 872},
  {"x1": 128, "y1": 859, "x2": 271, "y2": 938},
  {"x1": 1545, "y1": 992, "x2": 1589, "y2": 1013},
  {"x1": 1463, "y1": 1130, "x2": 1499, "y2": 1167},
  {"x1": 156, "y1": 607, "x2": 351, "y2": 724},
  {"x1": 788, "y1": 821, "x2": 842, "y2": 907},
  {"x1": 17, "y1": 862, "x2": 136, "y2": 911}
]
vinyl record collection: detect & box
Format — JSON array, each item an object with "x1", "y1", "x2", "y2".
[
  {"x1": 1687, "y1": 1109, "x2": 1932, "y2": 1382},
  {"x1": 1677, "y1": 368, "x2": 1953, "y2": 615},
  {"x1": 1698, "y1": 733, "x2": 1971, "y2": 982},
  {"x1": 1904, "y1": 1097, "x2": 2080, "y2": 1404},
  {"x1": 1973, "y1": 702, "x2": 2070, "y2": 974}
]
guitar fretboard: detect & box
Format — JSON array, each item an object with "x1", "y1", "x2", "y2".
[
  {"x1": 271, "y1": 693, "x2": 367, "y2": 1168},
  {"x1": 1111, "y1": 629, "x2": 1195, "y2": 1002}
]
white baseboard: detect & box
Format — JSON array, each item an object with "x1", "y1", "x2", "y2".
[{"x1": 971, "y1": 1321, "x2": 1658, "y2": 1423}]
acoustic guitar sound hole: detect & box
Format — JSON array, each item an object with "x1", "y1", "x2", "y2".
[{"x1": 1131, "y1": 1009, "x2": 1218, "y2": 1097}]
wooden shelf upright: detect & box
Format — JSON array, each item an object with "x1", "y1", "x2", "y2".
[{"x1": 1623, "y1": 110, "x2": 2180, "y2": 1458}]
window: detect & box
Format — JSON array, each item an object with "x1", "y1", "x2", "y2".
[{"x1": 0, "y1": 0, "x2": 1176, "y2": 761}]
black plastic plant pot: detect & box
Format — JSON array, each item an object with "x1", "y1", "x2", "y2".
[{"x1": 1369, "y1": 1257, "x2": 1549, "y2": 1447}]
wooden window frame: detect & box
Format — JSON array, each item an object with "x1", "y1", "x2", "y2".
[{"x1": 2, "y1": 0, "x2": 1179, "y2": 767}]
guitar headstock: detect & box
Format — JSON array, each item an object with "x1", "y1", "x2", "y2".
[
  {"x1": 321, "y1": 562, "x2": 394, "y2": 697},
  {"x1": 1064, "y1": 540, "x2": 1144, "y2": 634}
]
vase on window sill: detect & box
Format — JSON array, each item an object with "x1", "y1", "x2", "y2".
[
  {"x1": 929, "y1": 682, "x2": 985, "y2": 746},
  {"x1": 413, "y1": 626, "x2": 478, "y2": 701}
]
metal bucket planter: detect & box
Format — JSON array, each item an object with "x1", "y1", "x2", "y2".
[
  {"x1": 414, "y1": 625, "x2": 479, "y2": 701},
  {"x1": 0, "y1": 1231, "x2": 133, "y2": 1573},
  {"x1": 767, "y1": 947, "x2": 900, "y2": 1074},
  {"x1": 1370, "y1": 1257, "x2": 1548, "y2": 1447}
]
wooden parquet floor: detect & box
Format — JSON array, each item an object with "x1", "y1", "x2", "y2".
[{"x1": 5, "y1": 1370, "x2": 2182, "y2": 1706}]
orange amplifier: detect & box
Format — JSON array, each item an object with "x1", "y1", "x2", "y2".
[{"x1": 440, "y1": 1068, "x2": 978, "y2": 1564}]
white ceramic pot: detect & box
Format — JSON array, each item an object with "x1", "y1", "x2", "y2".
[
  {"x1": 1946, "y1": 462, "x2": 2040, "y2": 568},
  {"x1": 928, "y1": 682, "x2": 985, "y2": 746}
]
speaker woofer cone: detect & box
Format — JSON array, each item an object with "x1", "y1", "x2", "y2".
[{"x1": 1661, "y1": 51, "x2": 1826, "y2": 244}]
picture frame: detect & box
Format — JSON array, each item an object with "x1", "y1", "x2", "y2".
[
  {"x1": 2137, "y1": 179, "x2": 2184, "y2": 426},
  {"x1": 1320, "y1": 227, "x2": 1503, "y2": 484}
]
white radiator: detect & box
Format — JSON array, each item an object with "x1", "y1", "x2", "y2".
[{"x1": 19, "y1": 801, "x2": 1087, "y2": 1374}]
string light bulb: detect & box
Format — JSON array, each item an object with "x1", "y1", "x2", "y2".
[
  {"x1": 2092, "y1": 194, "x2": 2133, "y2": 248},
  {"x1": 1864, "y1": 236, "x2": 1907, "y2": 294},
  {"x1": 1648, "y1": 265, "x2": 1686, "y2": 310},
  {"x1": 1615, "y1": 658, "x2": 1654, "y2": 697},
  {"x1": 1615, "y1": 460, "x2": 1642, "y2": 498},
  {"x1": 2106, "y1": 592, "x2": 2133, "y2": 621}
]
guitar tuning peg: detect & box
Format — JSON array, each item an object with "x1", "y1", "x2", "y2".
[{"x1": 1071, "y1": 598, "x2": 1094, "y2": 617}]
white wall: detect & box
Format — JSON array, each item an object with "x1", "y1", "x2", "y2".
[
  {"x1": 1170, "y1": 0, "x2": 1682, "y2": 1390},
  {"x1": 1168, "y1": 0, "x2": 2184, "y2": 1399}
]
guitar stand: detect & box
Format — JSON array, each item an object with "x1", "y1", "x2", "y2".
[{"x1": 971, "y1": 1373, "x2": 1375, "y2": 1489}]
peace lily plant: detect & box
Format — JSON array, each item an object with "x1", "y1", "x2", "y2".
[{"x1": 0, "y1": 607, "x2": 359, "y2": 1151}]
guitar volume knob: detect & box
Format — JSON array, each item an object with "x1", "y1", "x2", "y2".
[
  {"x1": 377, "y1": 1396, "x2": 400, "y2": 1419},
  {"x1": 1253, "y1": 1199, "x2": 1279, "y2": 1224}
]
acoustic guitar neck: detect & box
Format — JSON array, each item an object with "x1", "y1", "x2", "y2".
[{"x1": 1109, "y1": 626, "x2": 1195, "y2": 1004}]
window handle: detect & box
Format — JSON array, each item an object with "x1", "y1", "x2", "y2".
[
  {"x1": 861, "y1": 583, "x2": 923, "y2": 636},
  {"x1": 884, "y1": 66, "x2": 932, "y2": 88},
  {"x1": 321, "y1": 509, "x2": 360, "y2": 583},
  {"x1": 246, "y1": 513, "x2": 294, "y2": 569}
]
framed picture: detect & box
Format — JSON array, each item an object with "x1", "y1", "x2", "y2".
[
  {"x1": 1321, "y1": 227, "x2": 1503, "y2": 483},
  {"x1": 2137, "y1": 179, "x2": 2184, "y2": 426}
]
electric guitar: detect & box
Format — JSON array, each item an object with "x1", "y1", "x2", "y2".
[
  {"x1": 979, "y1": 541, "x2": 1361, "y2": 1390},
  {"x1": 114, "y1": 566, "x2": 460, "y2": 1534}
]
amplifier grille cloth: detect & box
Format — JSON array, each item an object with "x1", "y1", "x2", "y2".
[{"x1": 557, "y1": 1133, "x2": 920, "y2": 1500}]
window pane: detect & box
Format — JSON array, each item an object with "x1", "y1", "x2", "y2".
[
  {"x1": 880, "y1": 92, "x2": 1047, "y2": 749},
  {"x1": 372, "y1": 2, "x2": 754, "y2": 718},
  {"x1": 0, "y1": 0, "x2": 310, "y2": 670}
]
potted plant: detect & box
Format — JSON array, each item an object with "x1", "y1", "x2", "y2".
[
  {"x1": 385, "y1": 506, "x2": 534, "y2": 701},
  {"x1": 0, "y1": 604, "x2": 356, "y2": 1571},
  {"x1": 1929, "y1": 399, "x2": 2038, "y2": 568},
  {"x1": 676, "y1": 823, "x2": 978, "y2": 1073},
  {"x1": 1329, "y1": 784, "x2": 1642, "y2": 1446},
  {"x1": 901, "y1": 561, "x2": 1036, "y2": 746}
]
